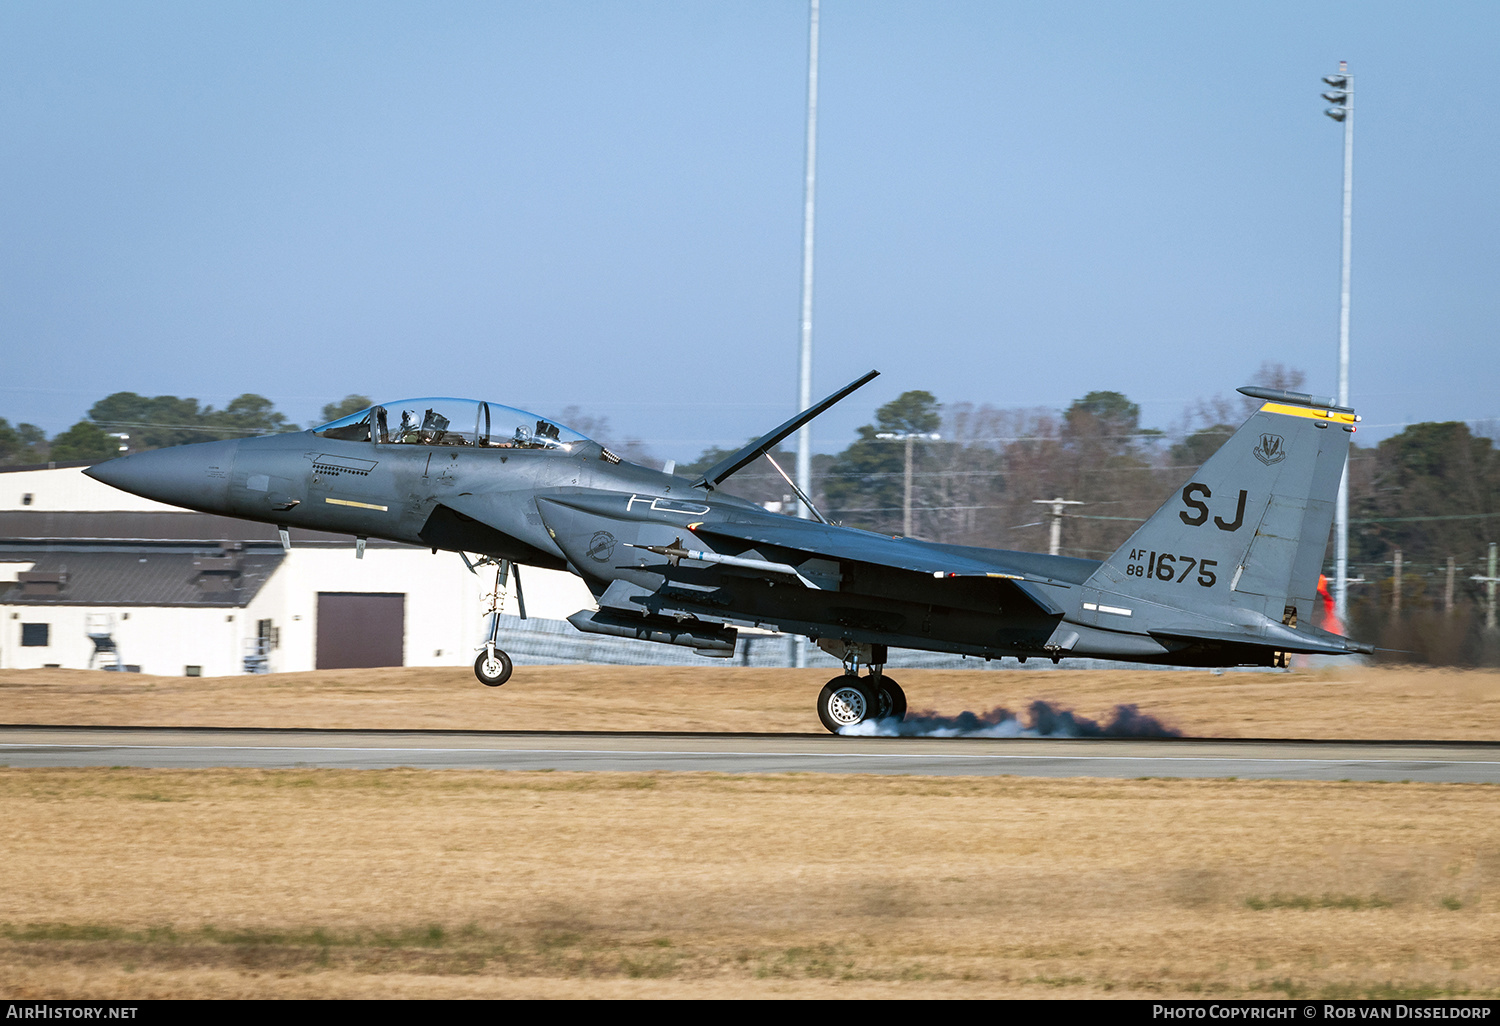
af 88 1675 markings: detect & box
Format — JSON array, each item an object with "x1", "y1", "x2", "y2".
[{"x1": 1124, "y1": 550, "x2": 1219, "y2": 587}]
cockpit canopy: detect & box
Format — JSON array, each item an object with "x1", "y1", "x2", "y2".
[{"x1": 313, "y1": 398, "x2": 591, "y2": 452}]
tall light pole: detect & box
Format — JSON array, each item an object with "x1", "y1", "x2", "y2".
[
  {"x1": 792, "y1": 0, "x2": 820, "y2": 668},
  {"x1": 796, "y1": 0, "x2": 819, "y2": 511},
  {"x1": 875, "y1": 431, "x2": 941, "y2": 536},
  {"x1": 1322, "y1": 61, "x2": 1354, "y2": 627}
]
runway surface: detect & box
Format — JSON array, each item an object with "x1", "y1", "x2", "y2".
[{"x1": 2, "y1": 725, "x2": 1499, "y2": 782}]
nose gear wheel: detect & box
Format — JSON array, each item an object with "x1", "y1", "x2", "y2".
[{"x1": 474, "y1": 649, "x2": 513, "y2": 687}]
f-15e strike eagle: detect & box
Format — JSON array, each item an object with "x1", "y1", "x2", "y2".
[{"x1": 86, "y1": 371, "x2": 1371, "y2": 733}]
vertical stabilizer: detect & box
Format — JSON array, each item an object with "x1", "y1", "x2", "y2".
[{"x1": 1084, "y1": 393, "x2": 1356, "y2": 628}]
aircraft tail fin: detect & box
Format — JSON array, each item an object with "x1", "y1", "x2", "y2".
[{"x1": 1085, "y1": 389, "x2": 1357, "y2": 629}]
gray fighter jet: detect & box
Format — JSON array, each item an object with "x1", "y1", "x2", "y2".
[{"x1": 85, "y1": 372, "x2": 1371, "y2": 732}]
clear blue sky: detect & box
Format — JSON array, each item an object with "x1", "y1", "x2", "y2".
[{"x1": 2, "y1": 1, "x2": 1495, "y2": 458}]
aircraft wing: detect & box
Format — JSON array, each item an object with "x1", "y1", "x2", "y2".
[{"x1": 688, "y1": 515, "x2": 1068, "y2": 617}]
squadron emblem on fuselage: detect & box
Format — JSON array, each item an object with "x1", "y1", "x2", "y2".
[{"x1": 587, "y1": 531, "x2": 618, "y2": 562}]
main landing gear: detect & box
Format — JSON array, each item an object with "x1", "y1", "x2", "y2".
[
  {"x1": 813, "y1": 641, "x2": 907, "y2": 734},
  {"x1": 465, "y1": 554, "x2": 525, "y2": 687}
]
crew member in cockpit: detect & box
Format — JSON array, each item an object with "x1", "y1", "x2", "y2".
[{"x1": 396, "y1": 410, "x2": 418, "y2": 443}]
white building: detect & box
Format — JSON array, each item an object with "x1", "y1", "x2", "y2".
[{"x1": 0, "y1": 462, "x2": 594, "y2": 675}]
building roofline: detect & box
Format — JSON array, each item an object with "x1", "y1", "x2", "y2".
[
  {"x1": 0, "y1": 511, "x2": 416, "y2": 548},
  {"x1": 0, "y1": 599, "x2": 258, "y2": 609},
  {"x1": 0, "y1": 538, "x2": 411, "y2": 551},
  {"x1": 0, "y1": 460, "x2": 98, "y2": 474}
]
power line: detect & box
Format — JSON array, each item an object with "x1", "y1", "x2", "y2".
[{"x1": 1352, "y1": 512, "x2": 1500, "y2": 524}]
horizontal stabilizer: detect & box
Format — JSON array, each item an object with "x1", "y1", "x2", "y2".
[
  {"x1": 1010, "y1": 580, "x2": 1067, "y2": 617},
  {"x1": 1150, "y1": 624, "x2": 1373, "y2": 656}
]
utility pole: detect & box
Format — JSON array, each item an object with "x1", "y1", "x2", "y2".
[
  {"x1": 903, "y1": 435, "x2": 914, "y2": 537},
  {"x1": 1392, "y1": 548, "x2": 1402, "y2": 617},
  {"x1": 791, "y1": 0, "x2": 819, "y2": 670},
  {"x1": 1474, "y1": 542, "x2": 1499, "y2": 632},
  {"x1": 876, "y1": 431, "x2": 941, "y2": 536},
  {"x1": 1032, "y1": 498, "x2": 1084, "y2": 557},
  {"x1": 1446, "y1": 556, "x2": 1456, "y2": 615},
  {"x1": 1322, "y1": 62, "x2": 1355, "y2": 626}
]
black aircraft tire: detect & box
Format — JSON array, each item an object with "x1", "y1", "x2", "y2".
[
  {"x1": 474, "y1": 649, "x2": 514, "y2": 687},
  {"x1": 817, "y1": 677, "x2": 877, "y2": 734},
  {"x1": 875, "y1": 677, "x2": 907, "y2": 722}
]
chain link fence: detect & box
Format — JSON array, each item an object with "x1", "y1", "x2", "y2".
[{"x1": 490, "y1": 614, "x2": 1216, "y2": 672}]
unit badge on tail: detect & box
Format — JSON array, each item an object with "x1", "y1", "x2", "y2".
[{"x1": 1253, "y1": 433, "x2": 1287, "y2": 465}]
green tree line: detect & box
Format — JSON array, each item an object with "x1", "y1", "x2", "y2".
[{"x1": 0, "y1": 393, "x2": 375, "y2": 465}]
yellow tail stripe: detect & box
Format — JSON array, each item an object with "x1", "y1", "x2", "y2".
[{"x1": 1259, "y1": 401, "x2": 1358, "y2": 424}]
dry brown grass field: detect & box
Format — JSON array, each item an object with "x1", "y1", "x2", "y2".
[
  {"x1": 0, "y1": 663, "x2": 1497, "y2": 998},
  {"x1": 2, "y1": 662, "x2": 1499, "y2": 738},
  {"x1": 0, "y1": 768, "x2": 1497, "y2": 999}
]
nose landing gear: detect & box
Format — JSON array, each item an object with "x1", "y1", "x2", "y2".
[
  {"x1": 474, "y1": 648, "x2": 513, "y2": 687},
  {"x1": 464, "y1": 554, "x2": 524, "y2": 687}
]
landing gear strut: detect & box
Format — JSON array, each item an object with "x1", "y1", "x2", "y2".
[
  {"x1": 813, "y1": 640, "x2": 906, "y2": 734},
  {"x1": 466, "y1": 555, "x2": 524, "y2": 687}
]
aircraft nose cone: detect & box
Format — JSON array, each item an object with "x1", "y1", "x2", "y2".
[{"x1": 84, "y1": 439, "x2": 239, "y2": 512}]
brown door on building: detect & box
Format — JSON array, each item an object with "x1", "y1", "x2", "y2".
[{"x1": 315, "y1": 592, "x2": 405, "y2": 669}]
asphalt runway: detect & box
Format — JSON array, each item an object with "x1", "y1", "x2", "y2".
[{"x1": 2, "y1": 725, "x2": 1498, "y2": 782}]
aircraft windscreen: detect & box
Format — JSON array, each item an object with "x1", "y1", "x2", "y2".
[{"x1": 314, "y1": 398, "x2": 590, "y2": 451}]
